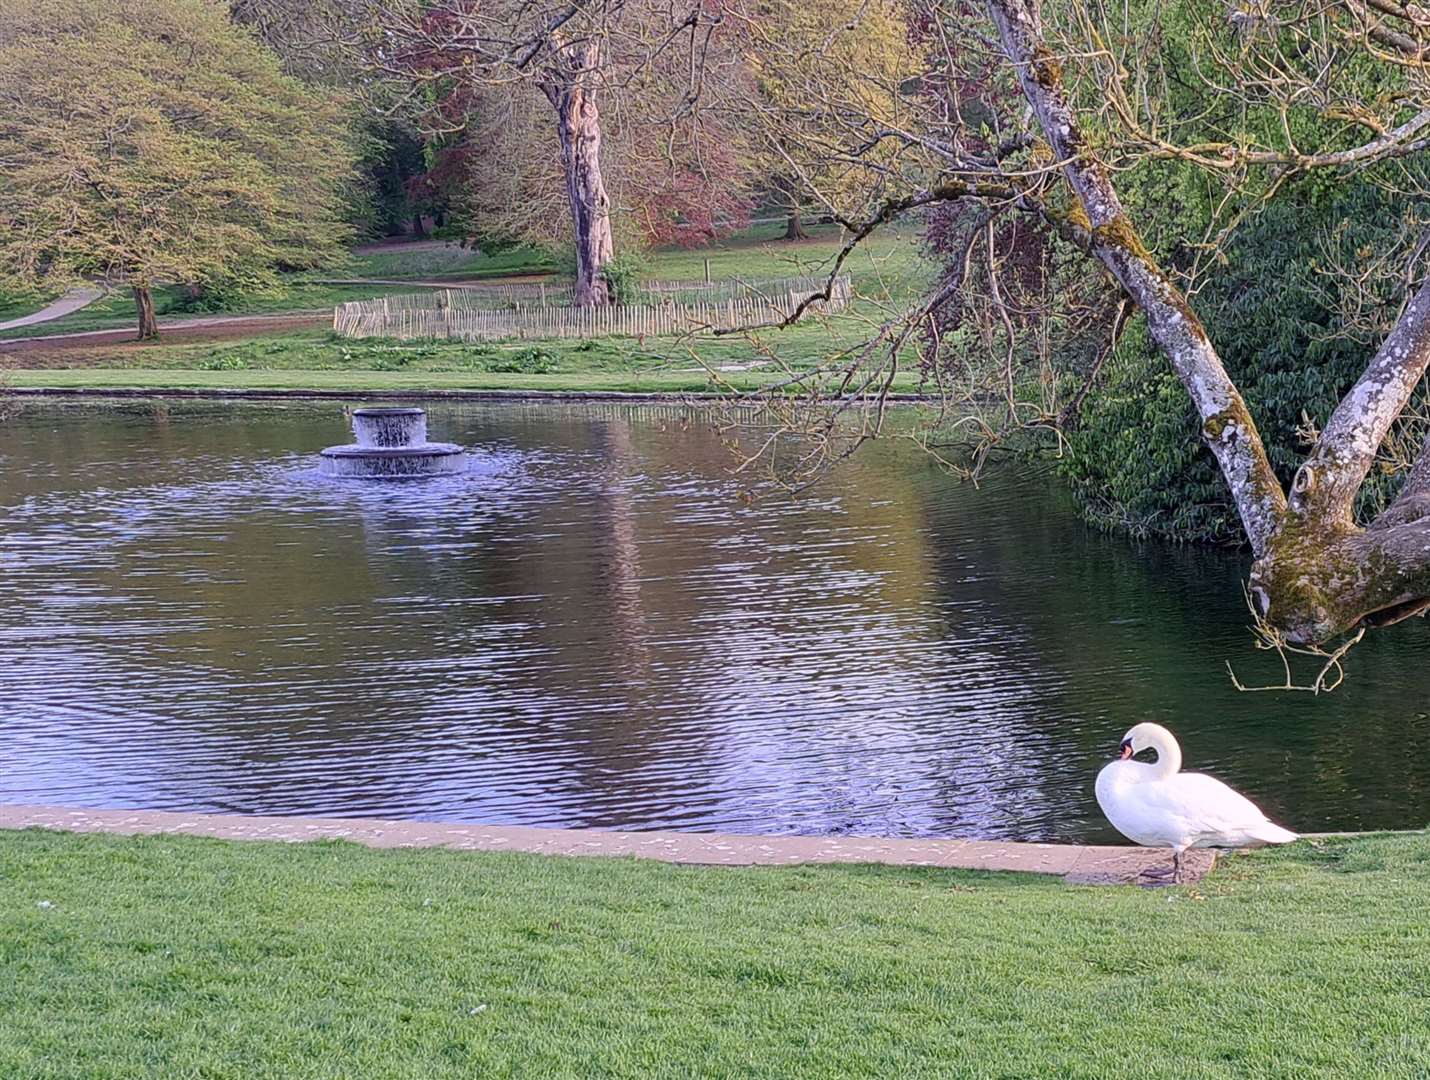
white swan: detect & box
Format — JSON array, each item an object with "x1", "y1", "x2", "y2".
[{"x1": 1095, "y1": 722, "x2": 1297, "y2": 882}]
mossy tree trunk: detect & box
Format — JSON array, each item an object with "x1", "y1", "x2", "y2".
[{"x1": 988, "y1": 0, "x2": 1430, "y2": 644}]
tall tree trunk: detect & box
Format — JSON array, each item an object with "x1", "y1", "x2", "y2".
[
  {"x1": 133, "y1": 285, "x2": 158, "y2": 340},
  {"x1": 544, "y1": 50, "x2": 613, "y2": 307},
  {"x1": 785, "y1": 209, "x2": 809, "y2": 240}
]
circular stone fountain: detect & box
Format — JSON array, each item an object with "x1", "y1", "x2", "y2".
[{"x1": 320, "y1": 407, "x2": 467, "y2": 478}]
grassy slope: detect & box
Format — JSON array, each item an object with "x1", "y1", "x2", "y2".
[
  {"x1": 1, "y1": 225, "x2": 931, "y2": 393},
  {"x1": 342, "y1": 222, "x2": 925, "y2": 287},
  {"x1": 0, "y1": 366, "x2": 833, "y2": 394},
  {"x1": 339, "y1": 244, "x2": 560, "y2": 281},
  {"x1": 1, "y1": 325, "x2": 928, "y2": 394},
  {"x1": 1, "y1": 829, "x2": 1427, "y2": 1079},
  {"x1": 6, "y1": 224, "x2": 894, "y2": 341},
  {"x1": 0, "y1": 291, "x2": 61, "y2": 322}
]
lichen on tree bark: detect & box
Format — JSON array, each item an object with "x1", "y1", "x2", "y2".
[{"x1": 985, "y1": 0, "x2": 1430, "y2": 643}]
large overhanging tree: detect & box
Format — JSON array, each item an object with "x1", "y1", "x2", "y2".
[
  {"x1": 0, "y1": 0, "x2": 358, "y2": 339},
  {"x1": 433, "y1": 43, "x2": 754, "y2": 256},
  {"x1": 744, "y1": 0, "x2": 1430, "y2": 653}
]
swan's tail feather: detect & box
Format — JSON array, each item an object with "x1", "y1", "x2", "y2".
[{"x1": 1252, "y1": 821, "x2": 1298, "y2": 845}]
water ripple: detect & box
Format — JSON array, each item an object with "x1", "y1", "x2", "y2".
[{"x1": 2, "y1": 401, "x2": 1429, "y2": 840}]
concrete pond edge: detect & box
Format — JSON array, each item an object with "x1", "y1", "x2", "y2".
[{"x1": 0, "y1": 805, "x2": 1215, "y2": 887}]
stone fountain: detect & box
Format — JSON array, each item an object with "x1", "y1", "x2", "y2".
[{"x1": 320, "y1": 407, "x2": 466, "y2": 478}]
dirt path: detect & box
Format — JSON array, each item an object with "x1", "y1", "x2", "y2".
[
  {"x1": 0, "y1": 286, "x2": 107, "y2": 332},
  {"x1": 0, "y1": 311, "x2": 329, "y2": 358}
]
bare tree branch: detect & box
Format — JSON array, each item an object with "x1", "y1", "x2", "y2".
[
  {"x1": 987, "y1": 0, "x2": 1289, "y2": 556},
  {"x1": 1295, "y1": 274, "x2": 1430, "y2": 524}
]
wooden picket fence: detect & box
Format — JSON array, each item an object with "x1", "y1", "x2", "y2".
[{"x1": 331, "y1": 274, "x2": 853, "y2": 343}]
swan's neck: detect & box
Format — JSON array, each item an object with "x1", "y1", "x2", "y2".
[{"x1": 1145, "y1": 729, "x2": 1182, "y2": 780}]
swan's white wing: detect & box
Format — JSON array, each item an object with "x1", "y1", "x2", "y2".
[
  {"x1": 1097, "y1": 762, "x2": 1194, "y2": 847},
  {"x1": 1137, "y1": 772, "x2": 1291, "y2": 846}
]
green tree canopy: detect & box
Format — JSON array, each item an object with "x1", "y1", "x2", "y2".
[{"x1": 0, "y1": 0, "x2": 358, "y2": 337}]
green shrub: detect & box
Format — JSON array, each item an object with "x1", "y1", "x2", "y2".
[
  {"x1": 601, "y1": 253, "x2": 649, "y2": 307},
  {"x1": 487, "y1": 346, "x2": 558, "y2": 374}
]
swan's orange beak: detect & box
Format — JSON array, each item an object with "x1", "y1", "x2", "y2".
[{"x1": 1118, "y1": 740, "x2": 1134, "y2": 760}]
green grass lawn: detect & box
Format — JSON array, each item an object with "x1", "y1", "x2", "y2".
[
  {"x1": 0, "y1": 289, "x2": 63, "y2": 322},
  {"x1": 1, "y1": 224, "x2": 930, "y2": 396},
  {"x1": 0, "y1": 248, "x2": 561, "y2": 338},
  {"x1": 643, "y1": 222, "x2": 929, "y2": 294},
  {"x1": 341, "y1": 222, "x2": 927, "y2": 291},
  {"x1": 341, "y1": 243, "x2": 560, "y2": 282},
  {"x1": 0, "y1": 288, "x2": 162, "y2": 338},
  {"x1": 1, "y1": 224, "x2": 928, "y2": 355},
  {"x1": 0, "y1": 312, "x2": 926, "y2": 394},
  {"x1": 1, "y1": 829, "x2": 1426, "y2": 1078},
  {"x1": 0, "y1": 283, "x2": 427, "y2": 341},
  {"x1": 1, "y1": 225, "x2": 931, "y2": 395},
  {"x1": 0, "y1": 365, "x2": 842, "y2": 394}
]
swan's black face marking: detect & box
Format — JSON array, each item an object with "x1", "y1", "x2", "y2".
[{"x1": 1119, "y1": 739, "x2": 1134, "y2": 760}]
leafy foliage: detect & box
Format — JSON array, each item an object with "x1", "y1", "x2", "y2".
[
  {"x1": 1064, "y1": 180, "x2": 1425, "y2": 542},
  {"x1": 746, "y1": 0, "x2": 919, "y2": 224},
  {"x1": 601, "y1": 253, "x2": 650, "y2": 307},
  {"x1": 374, "y1": 0, "x2": 755, "y2": 264},
  {"x1": 911, "y1": 0, "x2": 1430, "y2": 544},
  {"x1": 0, "y1": 0, "x2": 358, "y2": 312}
]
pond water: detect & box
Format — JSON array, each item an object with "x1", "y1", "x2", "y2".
[{"x1": 2, "y1": 400, "x2": 1428, "y2": 843}]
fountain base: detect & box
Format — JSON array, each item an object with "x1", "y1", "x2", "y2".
[
  {"x1": 319, "y1": 407, "x2": 467, "y2": 479},
  {"x1": 319, "y1": 443, "x2": 467, "y2": 479}
]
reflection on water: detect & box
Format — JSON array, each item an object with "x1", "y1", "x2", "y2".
[{"x1": 2, "y1": 400, "x2": 1428, "y2": 842}]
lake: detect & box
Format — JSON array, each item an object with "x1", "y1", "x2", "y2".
[{"x1": 2, "y1": 399, "x2": 1427, "y2": 842}]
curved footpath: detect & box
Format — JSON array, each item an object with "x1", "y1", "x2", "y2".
[
  {"x1": 0, "y1": 805, "x2": 1215, "y2": 886},
  {"x1": 0, "y1": 286, "x2": 107, "y2": 332}
]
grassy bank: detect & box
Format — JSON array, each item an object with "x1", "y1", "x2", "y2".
[
  {"x1": 0, "y1": 226, "x2": 930, "y2": 400},
  {"x1": 0, "y1": 245, "x2": 560, "y2": 340},
  {"x1": 1, "y1": 829, "x2": 1427, "y2": 1078},
  {"x1": 0, "y1": 365, "x2": 814, "y2": 394},
  {"x1": 339, "y1": 242, "x2": 559, "y2": 282},
  {"x1": 345, "y1": 221, "x2": 922, "y2": 287},
  {"x1": 0, "y1": 310, "x2": 933, "y2": 394},
  {"x1": 0, "y1": 283, "x2": 404, "y2": 342}
]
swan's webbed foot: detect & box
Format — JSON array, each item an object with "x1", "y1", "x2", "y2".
[
  {"x1": 1137, "y1": 856, "x2": 1178, "y2": 885},
  {"x1": 1136, "y1": 850, "x2": 1190, "y2": 887}
]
